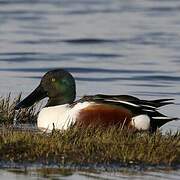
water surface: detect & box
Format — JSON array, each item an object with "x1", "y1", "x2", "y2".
[
  {"x1": 0, "y1": 165, "x2": 180, "y2": 180},
  {"x1": 0, "y1": 0, "x2": 180, "y2": 179}
]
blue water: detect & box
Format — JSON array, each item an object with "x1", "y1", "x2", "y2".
[
  {"x1": 0, "y1": 0, "x2": 180, "y2": 179},
  {"x1": 0, "y1": 167, "x2": 180, "y2": 180}
]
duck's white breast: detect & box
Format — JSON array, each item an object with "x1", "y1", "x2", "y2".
[{"x1": 37, "y1": 102, "x2": 92, "y2": 132}]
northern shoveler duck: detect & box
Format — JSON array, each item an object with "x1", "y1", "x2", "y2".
[{"x1": 15, "y1": 69, "x2": 178, "y2": 132}]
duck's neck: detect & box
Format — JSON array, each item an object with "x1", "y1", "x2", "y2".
[{"x1": 46, "y1": 92, "x2": 76, "y2": 107}]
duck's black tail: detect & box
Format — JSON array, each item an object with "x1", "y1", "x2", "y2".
[{"x1": 149, "y1": 110, "x2": 179, "y2": 132}]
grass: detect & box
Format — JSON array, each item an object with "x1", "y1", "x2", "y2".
[
  {"x1": 0, "y1": 95, "x2": 179, "y2": 167},
  {"x1": 0, "y1": 127, "x2": 179, "y2": 166},
  {"x1": 0, "y1": 93, "x2": 38, "y2": 124}
]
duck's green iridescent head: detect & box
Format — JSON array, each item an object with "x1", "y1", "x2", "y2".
[{"x1": 15, "y1": 69, "x2": 76, "y2": 109}]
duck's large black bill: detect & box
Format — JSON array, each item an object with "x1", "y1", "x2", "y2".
[{"x1": 15, "y1": 85, "x2": 47, "y2": 110}]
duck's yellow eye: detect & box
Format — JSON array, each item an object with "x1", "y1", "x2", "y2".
[{"x1": 51, "y1": 78, "x2": 56, "y2": 82}]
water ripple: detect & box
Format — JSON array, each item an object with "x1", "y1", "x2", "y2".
[
  {"x1": 134, "y1": 75, "x2": 180, "y2": 82},
  {"x1": 17, "y1": 38, "x2": 123, "y2": 45},
  {"x1": 62, "y1": 38, "x2": 120, "y2": 44},
  {"x1": 0, "y1": 53, "x2": 122, "y2": 62},
  {"x1": 0, "y1": 67, "x2": 164, "y2": 74},
  {"x1": 65, "y1": 9, "x2": 121, "y2": 15},
  {"x1": 148, "y1": 6, "x2": 180, "y2": 13}
]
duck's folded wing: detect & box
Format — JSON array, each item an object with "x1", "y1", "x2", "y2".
[{"x1": 81, "y1": 94, "x2": 174, "y2": 110}]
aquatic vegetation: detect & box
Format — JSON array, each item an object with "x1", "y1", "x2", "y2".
[
  {"x1": 0, "y1": 127, "x2": 179, "y2": 166},
  {"x1": 0, "y1": 94, "x2": 38, "y2": 124},
  {"x1": 0, "y1": 95, "x2": 179, "y2": 166}
]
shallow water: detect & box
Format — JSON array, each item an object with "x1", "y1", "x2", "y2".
[
  {"x1": 0, "y1": 170, "x2": 179, "y2": 180},
  {"x1": 0, "y1": 0, "x2": 180, "y2": 178},
  {"x1": 0, "y1": 164, "x2": 180, "y2": 180}
]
